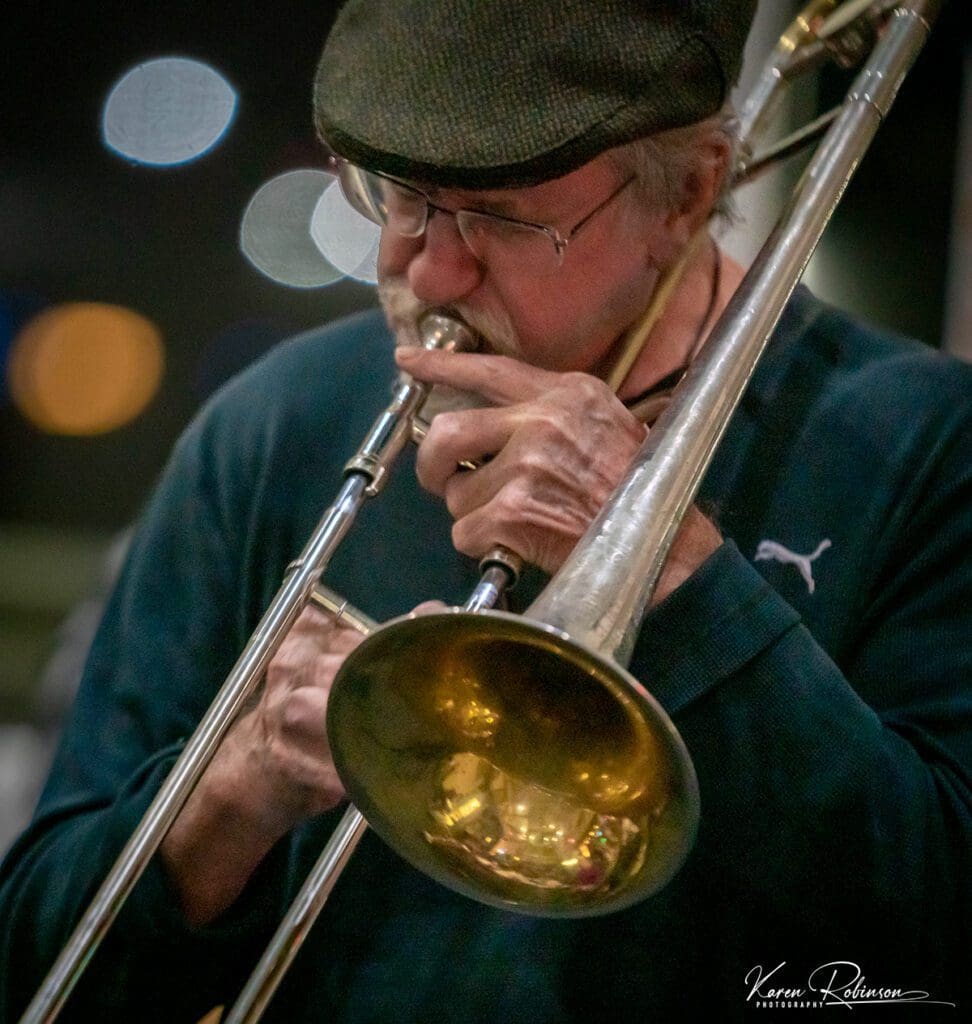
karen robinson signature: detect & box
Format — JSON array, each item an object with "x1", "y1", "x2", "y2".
[{"x1": 744, "y1": 961, "x2": 957, "y2": 1009}]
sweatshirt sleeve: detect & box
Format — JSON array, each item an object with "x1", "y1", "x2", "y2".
[
  {"x1": 630, "y1": 400, "x2": 972, "y2": 998},
  {"x1": 0, "y1": 389, "x2": 294, "y2": 1023}
]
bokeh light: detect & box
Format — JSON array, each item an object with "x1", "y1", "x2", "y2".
[
  {"x1": 310, "y1": 179, "x2": 381, "y2": 284},
  {"x1": 240, "y1": 169, "x2": 345, "y2": 288},
  {"x1": 102, "y1": 57, "x2": 237, "y2": 166},
  {"x1": 8, "y1": 303, "x2": 165, "y2": 435}
]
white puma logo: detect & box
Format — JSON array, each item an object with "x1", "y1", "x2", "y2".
[{"x1": 754, "y1": 539, "x2": 832, "y2": 594}]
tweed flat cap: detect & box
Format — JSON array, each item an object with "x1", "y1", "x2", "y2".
[{"x1": 314, "y1": 0, "x2": 757, "y2": 189}]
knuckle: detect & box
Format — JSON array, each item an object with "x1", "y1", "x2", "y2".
[
  {"x1": 451, "y1": 518, "x2": 480, "y2": 558},
  {"x1": 278, "y1": 688, "x2": 323, "y2": 736},
  {"x1": 426, "y1": 410, "x2": 463, "y2": 450},
  {"x1": 527, "y1": 406, "x2": 567, "y2": 445},
  {"x1": 515, "y1": 444, "x2": 548, "y2": 478},
  {"x1": 265, "y1": 656, "x2": 298, "y2": 690},
  {"x1": 278, "y1": 698, "x2": 306, "y2": 737},
  {"x1": 563, "y1": 371, "x2": 608, "y2": 403},
  {"x1": 496, "y1": 479, "x2": 531, "y2": 523},
  {"x1": 561, "y1": 370, "x2": 593, "y2": 392}
]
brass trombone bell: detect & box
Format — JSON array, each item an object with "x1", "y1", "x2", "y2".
[{"x1": 327, "y1": 609, "x2": 698, "y2": 917}]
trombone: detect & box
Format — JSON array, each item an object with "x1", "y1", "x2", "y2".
[{"x1": 18, "y1": 1, "x2": 943, "y2": 1021}]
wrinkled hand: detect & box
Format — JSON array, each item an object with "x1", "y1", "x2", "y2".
[
  {"x1": 397, "y1": 346, "x2": 723, "y2": 600},
  {"x1": 222, "y1": 604, "x2": 363, "y2": 839},
  {"x1": 162, "y1": 603, "x2": 363, "y2": 924},
  {"x1": 163, "y1": 599, "x2": 452, "y2": 925},
  {"x1": 398, "y1": 346, "x2": 648, "y2": 576}
]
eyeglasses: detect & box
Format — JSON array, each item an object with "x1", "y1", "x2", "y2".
[{"x1": 330, "y1": 157, "x2": 635, "y2": 270}]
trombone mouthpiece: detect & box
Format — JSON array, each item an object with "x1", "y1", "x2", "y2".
[{"x1": 418, "y1": 310, "x2": 480, "y2": 353}]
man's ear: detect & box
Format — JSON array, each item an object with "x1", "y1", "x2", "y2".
[{"x1": 664, "y1": 135, "x2": 732, "y2": 246}]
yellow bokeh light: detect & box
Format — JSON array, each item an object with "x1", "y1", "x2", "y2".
[{"x1": 8, "y1": 303, "x2": 164, "y2": 436}]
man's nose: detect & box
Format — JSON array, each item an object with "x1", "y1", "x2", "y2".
[{"x1": 401, "y1": 211, "x2": 484, "y2": 306}]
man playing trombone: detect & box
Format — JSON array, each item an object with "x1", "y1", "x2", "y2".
[{"x1": 2, "y1": 1, "x2": 970, "y2": 1020}]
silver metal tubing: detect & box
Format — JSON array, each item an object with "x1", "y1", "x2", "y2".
[
  {"x1": 820, "y1": 0, "x2": 901, "y2": 39},
  {"x1": 231, "y1": 806, "x2": 369, "y2": 1024},
  {"x1": 466, "y1": 546, "x2": 523, "y2": 611},
  {"x1": 345, "y1": 313, "x2": 479, "y2": 494},
  {"x1": 225, "y1": 805, "x2": 369, "y2": 1024},
  {"x1": 308, "y1": 582, "x2": 381, "y2": 636},
  {"x1": 740, "y1": 107, "x2": 842, "y2": 183},
  {"x1": 739, "y1": 0, "x2": 903, "y2": 149},
  {"x1": 736, "y1": 0, "x2": 837, "y2": 152},
  {"x1": 465, "y1": 567, "x2": 514, "y2": 613}
]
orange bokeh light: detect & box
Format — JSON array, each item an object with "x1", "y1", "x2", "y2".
[{"x1": 8, "y1": 303, "x2": 164, "y2": 435}]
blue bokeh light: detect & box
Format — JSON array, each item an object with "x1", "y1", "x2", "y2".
[{"x1": 102, "y1": 57, "x2": 237, "y2": 167}]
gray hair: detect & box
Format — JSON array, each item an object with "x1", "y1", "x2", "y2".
[{"x1": 607, "y1": 105, "x2": 740, "y2": 223}]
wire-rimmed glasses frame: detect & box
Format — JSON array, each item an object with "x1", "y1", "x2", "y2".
[{"x1": 330, "y1": 156, "x2": 636, "y2": 269}]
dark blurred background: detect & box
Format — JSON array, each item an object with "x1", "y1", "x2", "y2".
[{"x1": 1, "y1": 1, "x2": 969, "y2": 850}]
